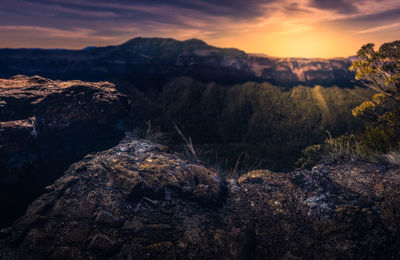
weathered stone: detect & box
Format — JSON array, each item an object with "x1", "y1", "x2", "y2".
[
  {"x1": 95, "y1": 210, "x2": 121, "y2": 227},
  {"x1": 88, "y1": 234, "x2": 118, "y2": 256},
  {"x1": 51, "y1": 246, "x2": 82, "y2": 260},
  {"x1": 64, "y1": 222, "x2": 90, "y2": 243},
  {"x1": 0, "y1": 136, "x2": 400, "y2": 259},
  {"x1": 226, "y1": 162, "x2": 400, "y2": 258},
  {"x1": 0, "y1": 75, "x2": 130, "y2": 228},
  {"x1": 0, "y1": 136, "x2": 227, "y2": 259}
]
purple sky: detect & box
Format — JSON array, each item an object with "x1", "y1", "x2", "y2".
[{"x1": 1, "y1": 0, "x2": 400, "y2": 57}]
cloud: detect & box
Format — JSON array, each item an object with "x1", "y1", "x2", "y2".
[
  {"x1": 309, "y1": 0, "x2": 359, "y2": 14},
  {"x1": 1, "y1": 0, "x2": 400, "y2": 57},
  {"x1": 327, "y1": 7, "x2": 400, "y2": 31},
  {"x1": 280, "y1": 25, "x2": 312, "y2": 35},
  {"x1": 357, "y1": 22, "x2": 400, "y2": 34},
  {"x1": 0, "y1": 0, "x2": 284, "y2": 45},
  {"x1": 2, "y1": 0, "x2": 399, "y2": 34},
  {"x1": 3, "y1": 0, "x2": 275, "y2": 21},
  {"x1": 341, "y1": 7, "x2": 400, "y2": 25},
  {"x1": 283, "y1": 3, "x2": 312, "y2": 14},
  {"x1": 0, "y1": 25, "x2": 112, "y2": 40}
]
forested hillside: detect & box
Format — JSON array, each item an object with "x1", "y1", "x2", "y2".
[{"x1": 141, "y1": 78, "x2": 374, "y2": 173}]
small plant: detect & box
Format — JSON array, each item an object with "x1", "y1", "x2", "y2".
[
  {"x1": 144, "y1": 120, "x2": 165, "y2": 142},
  {"x1": 297, "y1": 126, "x2": 400, "y2": 168},
  {"x1": 223, "y1": 152, "x2": 264, "y2": 178},
  {"x1": 173, "y1": 122, "x2": 199, "y2": 162},
  {"x1": 134, "y1": 120, "x2": 166, "y2": 143},
  {"x1": 296, "y1": 133, "x2": 363, "y2": 168},
  {"x1": 383, "y1": 151, "x2": 400, "y2": 166}
]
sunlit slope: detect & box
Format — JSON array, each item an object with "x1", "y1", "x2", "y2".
[{"x1": 160, "y1": 78, "x2": 374, "y2": 171}]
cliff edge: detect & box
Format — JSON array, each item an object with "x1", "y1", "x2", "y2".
[{"x1": 0, "y1": 76, "x2": 399, "y2": 259}]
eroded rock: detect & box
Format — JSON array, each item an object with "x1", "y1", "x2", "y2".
[
  {"x1": 0, "y1": 75, "x2": 130, "y2": 228},
  {"x1": 227, "y1": 162, "x2": 400, "y2": 258},
  {"x1": 1, "y1": 138, "x2": 400, "y2": 259},
  {"x1": 0, "y1": 136, "x2": 228, "y2": 259}
]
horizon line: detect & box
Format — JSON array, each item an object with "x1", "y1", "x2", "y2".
[{"x1": 0, "y1": 36, "x2": 356, "y2": 60}]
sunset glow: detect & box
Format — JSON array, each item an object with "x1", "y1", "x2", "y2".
[{"x1": 1, "y1": 0, "x2": 400, "y2": 57}]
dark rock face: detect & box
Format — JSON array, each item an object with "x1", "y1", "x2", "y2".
[
  {"x1": 0, "y1": 38, "x2": 355, "y2": 88},
  {"x1": 0, "y1": 136, "x2": 228, "y2": 259},
  {"x1": 0, "y1": 75, "x2": 130, "y2": 228},
  {"x1": 1, "y1": 136, "x2": 399, "y2": 259},
  {"x1": 230, "y1": 163, "x2": 400, "y2": 258}
]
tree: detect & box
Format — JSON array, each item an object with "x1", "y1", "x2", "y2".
[
  {"x1": 350, "y1": 41, "x2": 400, "y2": 101},
  {"x1": 350, "y1": 41, "x2": 400, "y2": 131}
]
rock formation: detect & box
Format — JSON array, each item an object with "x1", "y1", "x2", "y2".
[
  {"x1": 0, "y1": 75, "x2": 130, "y2": 228},
  {"x1": 0, "y1": 135, "x2": 399, "y2": 258},
  {"x1": 0, "y1": 136, "x2": 228, "y2": 259},
  {"x1": 230, "y1": 163, "x2": 400, "y2": 258}
]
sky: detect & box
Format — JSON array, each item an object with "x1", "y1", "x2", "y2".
[{"x1": 0, "y1": 0, "x2": 400, "y2": 58}]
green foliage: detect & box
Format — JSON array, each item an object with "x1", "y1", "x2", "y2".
[
  {"x1": 159, "y1": 77, "x2": 373, "y2": 172},
  {"x1": 297, "y1": 126, "x2": 399, "y2": 168},
  {"x1": 349, "y1": 40, "x2": 400, "y2": 102},
  {"x1": 295, "y1": 144, "x2": 323, "y2": 169},
  {"x1": 352, "y1": 91, "x2": 400, "y2": 130},
  {"x1": 299, "y1": 41, "x2": 400, "y2": 168},
  {"x1": 352, "y1": 101, "x2": 375, "y2": 117},
  {"x1": 359, "y1": 126, "x2": 396, "y2": 152},
  {"x1": 349, "y1": 40, "x2": 400, "y2": 131},
  {"x1": 350, "y1": 40, "x2": 400, "y2": 155}
]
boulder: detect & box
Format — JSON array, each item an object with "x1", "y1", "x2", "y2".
[
  {"x1": 0, "y1": 136, "x2": 227, "y2": 259},
  {"x1": 0, "y1": 75, "x2": 130, "y2": 227}
]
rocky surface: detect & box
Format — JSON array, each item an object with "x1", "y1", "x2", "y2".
[
  {"x1": 230, "y1": 163, "x2": 400, "y2": 258},
  {"x1": 0, "y1": 75, "x2": 130, "y2": 228},
  {"x1": 0, "y1": 136, "x2": 228, "y2": 259},
  {"x1": 0, "y1": 37, "x2": 355, "y2": 88},
  {"x1": 1, "y1": 135, "x2": 399, "y2": 259}
]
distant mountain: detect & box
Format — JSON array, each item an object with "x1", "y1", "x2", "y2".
[
  {"x1": 82, "y1": 46, "x2": 96, "y2": 50},
  {"x1": 0, "y1": 37, "x2": 355, "y2": 88}
]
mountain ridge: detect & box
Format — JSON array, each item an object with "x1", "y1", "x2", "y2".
[
  {"x1": 6, "y1": 37, "x2": 352, "y2": 60},
  {"x1": 0, "y1": 37, "x2": 355, "y2": 87}
]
